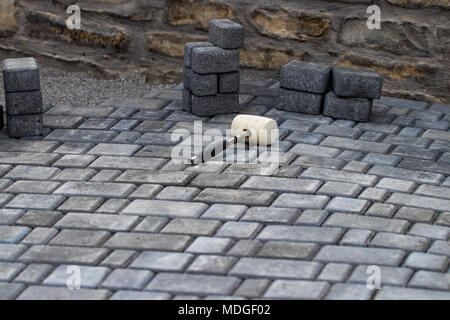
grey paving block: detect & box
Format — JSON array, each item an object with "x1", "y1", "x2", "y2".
[
  {"x1": 295, "y1": 210, "x2": 329, "y2": 226},
  {"x1": 15, "y1": 210, "x2": 63, "y2": 227},
  {"x1": 264, "y1": 280, "x2": 329, "y2": 299},
  {"x1": 146, "y1": 273, "x2": 241, "y2": 296},
  {"x1": 43, "y1": 265, "x2": 110, "y2": 288},
  {"x1": 376, "y1": 177, "x2": 416, "y2": 193},
  {"x1": 339, "y1": 229, "x2": 373, "y2": 246},
  {"x1": 195, "y1": 188, "x2": 276, "y2": 206},
  {"x1": 234, "y1": 279, "x2": 271, "y2": 298},
  {"x1": 184, "y1": 42, "x2": 214, "y2": 68},
  {"x1": 44, "y1": 129, "x2": 117, "y2": 143},
  {"x1": 242, "y1": 207, "x2": 299, "y2": 225},
  {"x1": 155, "y1": 186, "x2": 200, "y2": 201},
  {"x1": 227, "y1": 240, "x2": 262, "y2": 257},
  {"x1": 187, "y1": 255, "x2": 237, "y2": 275},
  {"x1": 317, "y1": 181, "x2": 363, "y2": 198},
  {"x1": 3, "y1": 57, "x2": 40, "y2": 92},
  {"x1": 256, "y1": 225, "x2": 343, "y2": 244},
  {"x1": 301, "y1": 167, "x2": 378, "y2": 187},
  {"x1": 240, "y1": 176, "x2": 321, "y2": 194},
  {"x1": 55, "y1": 212, "x2": 139, "y2": 232},
  {"x1": 332, "y1": 66, "x2": 382, "y2": 99},
  {"x1": 325, "y1": 213, "x2": 409, "y2": 233},
  {"x1": 369, "y1": 165, "x2": 443, "y2": 185},
  {"x1": 348, "y1": 265, "x2": 413, "y2": 286},
  {"x1": 0, "y1": 209, "x2": 24, "y2": 225},
  {"x1": 394, "y1": 207, "x2": 435, "y2": 223},
  {"x1": 122, "y1": 200, "x2": 207, "y2": 218},
  {"x1": 0, "y1": 282, "x2": 26, "y2": 300},
  {"x1": 0, "y1": 244, "x2": 27, "y2": 261},
  {"x1": 404, "y1": 252, "x2": 449, "y2": 272},
  {"x1": 90, "y1": 156, "x2": 164, "y2": 171},
  {"x1": 0, "y1": 262, "x2": 26, "y2": 281},
  {"x1": 186, "y1": 236, "x2": 232, "y2": 254},
  {"x1": 408, "y1": 223, "x2": 449, "y2": 240},
  {"x1": 54, "y1": 182, "x2": 135, "y2": 198},
  {"x1": 18, "y1": 245, "x2": 109, "y2": 265},
  {"x1": 370, "y1": 232, "x2": 430, "y2": 252},
  {"x1": 183, "y1": 66, "x2": 217, "y2": 96},
  {"x1": 209, "y1": 19, "x2": 244, "y2": 49},
  {"x1": 317, "y1": 263, "x2": 353, "y2": 282},
  {"x1": 218, "y1": 71, "x2": 240, "y2": 93},
  {"x1": 57, "y1": 196, "x2": 103, "y2": 212},
  {"x1": 117, "y1": 170, "x2": 194, "y2": 185},
  {"x1": 201, "y1": 204, "x2": 247, "y2": 221},
  {"x1": 387, "y1": 193, "x2": 450, "y2": 212},
  {"x1": 18, "y1": 285, "x2": 111, "y2": 300},
  {"x1": 256, "y1": 241, "x2": 319, "y2": 260},
  {"x1": 375, "y1": 286, "x2": 450, "y2": 300},
  {"x1": 131, "y1": 251, "x2": 193, "y2": 272},
  {"x1": 215, "y1": 221, "x2": 261, "y2": 239},
  {"x1": 104, "y1": 232, "x2": 191, "y2": 251},
  {"x1": 21, "y1": 227, "x2": 58, "y2": 245},
  {"x1": 5, "y1": 90, "x2": 43, "y2": 115},
  {"x1": 191, "y1": 93, "x2": 240, "y2": 116},
  {"x1": 101, "y1": 268, "x2": 153, "y2": 290},
  {"x1": 182, "y1": 88, "x2": 192, "y2": 112},
  {"x1": 323, "y1": 91, "x2": 372, "y2": 122},
  {"x1": 230, "y1": 257, "x2": 322, "y2": 280},
  {"x1": 280, "y1": 60, "x2": 331, "y2": 94},
  {"x1": 409, "y1": 270, "x2": 450, "y2": 291},
  {"x1": 109, "y1": 290, "x2": 170, "y2": 300},
  {"x1": 191, "y1": 46, "x2": 239, "y2": 74},
  {"x1": 190, "y1": 173, "x2": 246, "y2": 189},
  {"x1": 7, "y1": 114, "x2": 44, "y2": 138},
  {"x1": 362, "y1": 153, "x2": 401, "y2": 167},
  {"x1": 315, "y1": 245, "x2": 405, "y2": 266},
  {"x1": 272, "y1": 194, "x2": 330, "y2": 210},
  {"x1": 325, "y1": 283, "x2": 374, "y2": 300},
  {"x1": 161, "y1": 218, "x2": 221, "y2": 236},
  {"x1": 277, "y1": 88, "x2": 323, "y2": 115},
  {"x1": 6, "y1": 194, "x2": 65, "y2": 211},
  {"x1": 100, "y1": 250, "x2": 137, "y2": 268},
  {"x1": 326, "y1": 197, "x2": 370, "y2": 213},
  {"x1": 49, "y1": 229, "x2": 111, "y2": 247}
]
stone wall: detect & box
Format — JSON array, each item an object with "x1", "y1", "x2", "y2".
[{"x1": 0, "y1": 0, "x2": 448, "y2": 103}]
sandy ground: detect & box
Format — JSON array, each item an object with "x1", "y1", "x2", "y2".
[{"x1": 0, "y1": 67, "x2": 173, "y2": 107}]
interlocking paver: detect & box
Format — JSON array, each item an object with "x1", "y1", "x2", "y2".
[
  {"x1": 43, "y1": 265, "x2": 110, "y2": 288},
  {"x1": 264, "y1": 280, "x2": 329, "y2": 299},
  {"x1": 230, "y1": 257, "x2": 323, "y2": 280},
  {"x1": 0, "y1": 75, "x2": 447, "y2": 300},
  {"x1": 315, "y1": 245, "x2": 406, "y2": 266},
  {"x1": 104, "y1": 232, "x2": 191, "y2": 251},
  {"x1": 348, "y1": 265, "x2": 413, "y2": 286},
  {"x1": 146, "y1": 273, "x2": 241, "y2": 296},
  {"x1": 18, "y1": 245, "x2": 109, "y2": 265},
  {"x1": 130, "y1": 251, "x2": 194, "y2": 272}
]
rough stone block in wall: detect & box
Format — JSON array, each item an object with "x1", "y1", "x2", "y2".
[
  {"x1": 5, "y1": 90, "x2": 43, "y2": 115},
  {"x1": 7, "y1": 114, "x2": 43, "y2": 137},
  {"x1": 184, "y1": 42, "x2": 214, "y2": 68},
  {"x1": 332, "y1": 66, "x2": 382, "y2": 99},
  {"x1": 191, "y1": 93, "x2": 240, "y2": 116},
  {"x1": 280, "y1": 60, "x2": 331, "y2": 94},
  {"x1": 183, "y1": 66, "x2": 217, "y2": 96},
  {"x1": 182, "y1": 88, "x2": 192, "y2": 113},
  {"x1": 191, "y1": 46, "x2": 240, "y2": 74},
  {"x1": 218, "y1": 71, "x2": 240, "y2": 93},
  {"x1": 323, "y1": 91, "x2": 372, "y2": 122},
  {"x1": 209, "y1": 19, "x2": 244, "y2": 49},
  {"x1": 277, "y1": 88, "x2": 323, "y2": 115},
  {"x1": 2, "y1": 58, "x2": 40, "y2": 92}
]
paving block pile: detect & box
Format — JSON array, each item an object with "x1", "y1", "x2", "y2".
[
  {"x1": 182, "y1": 19, "x2": 243, "y2": 117},
  {"x1": 2, "y1": 58, "x2": 44, "y2": 138},
  {"x1": 278, "y1": 61, "x2": 383, "y2": 122}
]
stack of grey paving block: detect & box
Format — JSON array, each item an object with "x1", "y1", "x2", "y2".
[
  {"x1": 277, "y1": 61, "x2": 331, "y2": 115},
  {"x1": 324, "y1": 66, "x2": 382, "y2": 122},
  {"x1": 183, "y1": 19, "x2": 243, "y2": 116},
  {"x1": 277, "y1": 60, "x2": 382, "y2": 122},
  {"x1": 3, "y1": 57, "x2": 44, "y2": 137}
]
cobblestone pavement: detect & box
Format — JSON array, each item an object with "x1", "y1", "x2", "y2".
[{"x1": 0, "y1": 78, "x2": 449, "y2": 300}]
